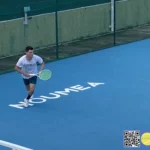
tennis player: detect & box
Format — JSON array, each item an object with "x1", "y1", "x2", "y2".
[{"x1": 14, "y1": 46, "x2": 45, "y2": 107}]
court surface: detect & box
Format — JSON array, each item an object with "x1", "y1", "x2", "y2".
[{"x1": 1, "y1": 39, "x2": 150, "y2": 150}]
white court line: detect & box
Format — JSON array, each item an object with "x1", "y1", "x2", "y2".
[{"x1": 0, "y1": 140, "x2": 33, "y2": 150}]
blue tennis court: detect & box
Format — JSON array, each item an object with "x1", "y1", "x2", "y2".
[{"x1": 1, "y1": 39, "x2": 150, "y2": 150}]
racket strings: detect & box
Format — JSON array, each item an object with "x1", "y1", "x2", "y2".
[{"x1": 39, "y1": 70, "x2": 52, "y2": 80}]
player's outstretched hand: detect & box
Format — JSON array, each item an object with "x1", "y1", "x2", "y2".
[{"x1": 38, "y1": 71, "x2": 42, "y2": 76}]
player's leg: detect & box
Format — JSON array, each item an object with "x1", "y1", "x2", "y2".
[
  {"x1": 23, "y1": 78, "x2": 30, "y2": 91},
  {"x1": 24, "y1": 76, "x2": 37, "y2": 107},
  {"x1": 29, "y1": 76, "x2": 37, "y2": 96},
  {"x1": 25, "y1": 85, "x2": 30, "y2": 91},
  {"x1": 23, "y1": 78, "x2": 30, "y2": 94},
  {"x1": 28, "y1": 83, "x2": 36, "y2": 97},
  {"x1": 23, "y1": 78, "x2": 30, "y2": 107}
]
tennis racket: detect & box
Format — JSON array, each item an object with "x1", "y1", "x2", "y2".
[{"x1": 29, "y1": 69, "x2": 52, "y2": 81}]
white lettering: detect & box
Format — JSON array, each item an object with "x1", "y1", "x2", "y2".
[
  {"x1": 71, "y1": 85, "x2": 91, "y2": 91},
  {"x1": 55, "y1": 88, "x2": 79, "y2": 95},
  {"x1": 40, "y1": 93, "x2": 60, "y2": 99},
  {"x1": 9, "y1": 82, "x2": 105, "y2": 109},
  {"x1": 29, "y1": 98, "x2": 47, "y2": 104},
  {"x1": 9, "y1": 104, "x2": 24, "y2": 109},
  {"x1": 87, "y1": 82, "x2": 105, "y2": 87},
  {"x1": 9, "y1": 102, "x2": 33, "y2": 109}
]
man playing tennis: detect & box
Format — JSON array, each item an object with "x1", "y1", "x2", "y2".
[{"x1": 14, "y1": 46, "x2": 44, "y2": 107}]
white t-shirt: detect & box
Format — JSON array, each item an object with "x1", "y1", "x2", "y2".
[{"x1": 16, "y1": 54, "x2": 43, "y2": 79}]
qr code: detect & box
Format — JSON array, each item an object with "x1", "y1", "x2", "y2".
[{"x1": 124, "y1": 130, "x2": 140, "y2": 148}]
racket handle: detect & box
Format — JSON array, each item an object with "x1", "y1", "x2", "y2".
[{"x1": 29, "y1": 74, "x2": 37, "y2": 76}]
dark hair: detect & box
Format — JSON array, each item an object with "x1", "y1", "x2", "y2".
[{"x1": 25, "y1": 46, "x2": 33, "y2": 52}]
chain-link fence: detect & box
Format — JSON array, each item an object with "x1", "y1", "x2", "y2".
[{"x1": 0, "y1": 0, "x2": 150, "y2": 74}]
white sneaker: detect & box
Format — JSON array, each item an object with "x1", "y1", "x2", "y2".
[{"x1": 24, "y1": 99, "x2": 29, "y2": 107}]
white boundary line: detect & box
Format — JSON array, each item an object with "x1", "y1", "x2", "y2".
[{"x1": 0, "y1": 140, "x2": 33, "y2": 150}]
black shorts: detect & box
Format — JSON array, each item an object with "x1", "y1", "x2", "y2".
[{"x1": 23, "y1": 76, "x2": 37, "y2": 86}]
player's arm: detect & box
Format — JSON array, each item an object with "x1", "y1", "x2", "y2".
[
  {"x1": 14, "y1": 65, "x2": 24, "y2": 74},
  {"x1": 36, "y1": 55, "x2": 45, "y2": 73},
  {"x1": 14, "y1": 65, "x2": 31, "y2": 77},
  {"x1": 14, "y1": 59, "x2": 30, "y2": 77},
  {"x1": 39, "y1": 61, "x2": 45, "y2": 72}
]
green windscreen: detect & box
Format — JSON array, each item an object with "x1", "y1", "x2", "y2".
[{"x1": 0, "y1": 0, "x2": 121, "y2": 21}]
